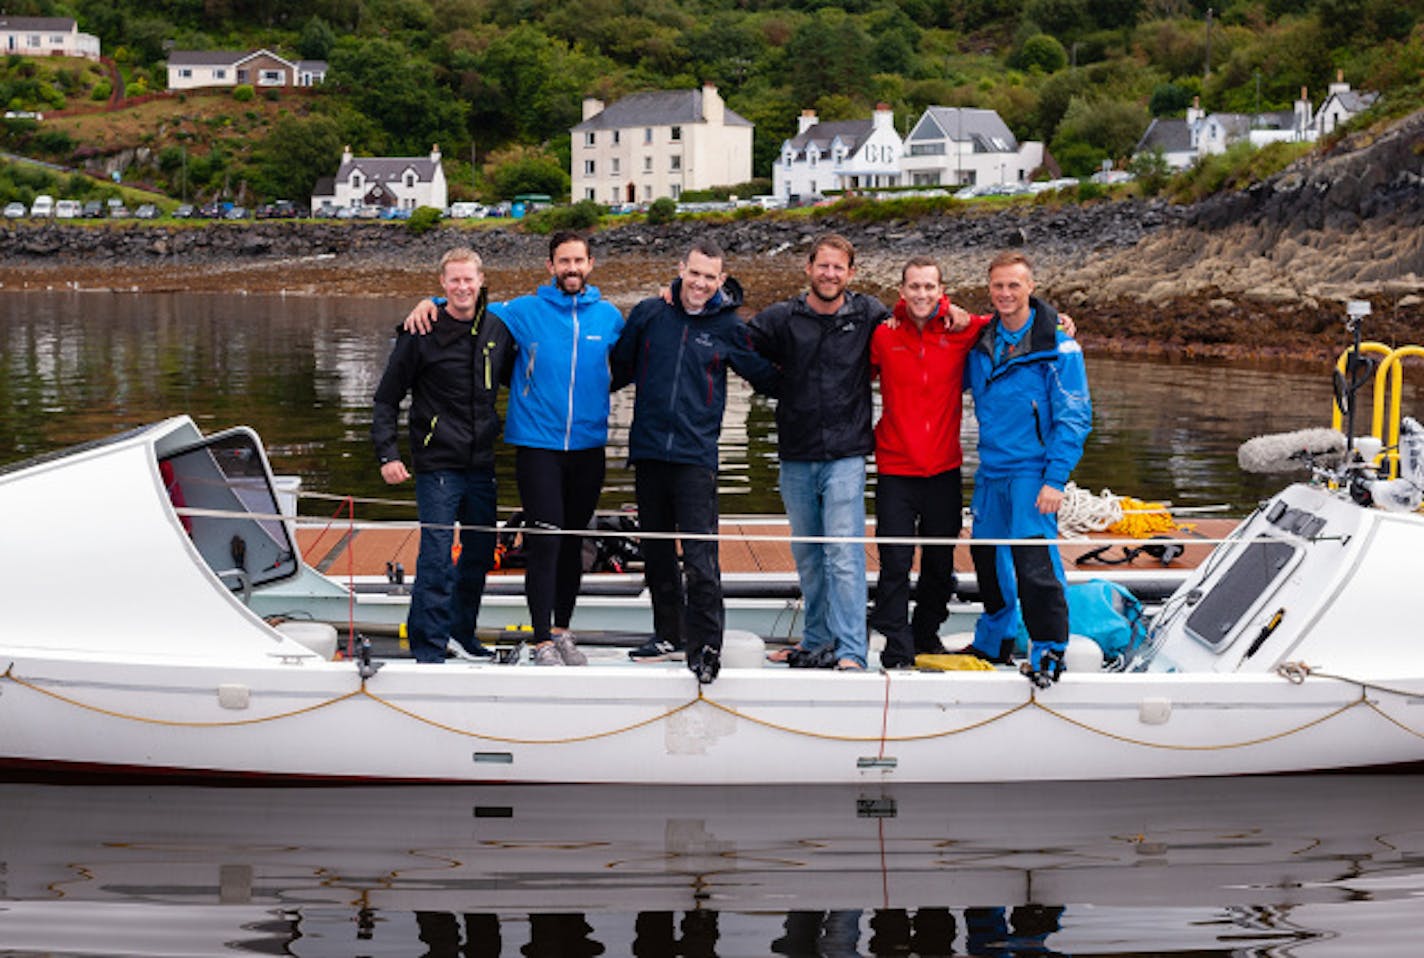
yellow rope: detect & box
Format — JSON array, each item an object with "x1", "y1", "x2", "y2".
[
  {"x1": 4, "y1": 662, "x2": 1420, "y2": 753},
  {"x1": 1107, "y1": 496, "x2": 1187, "y2": 538},
  {"x1": 357, "y1": 684, "x2": 701, "y2": 744},
  {"x1": 1, "y1": 663, "x2": 363, "y2": 728}
]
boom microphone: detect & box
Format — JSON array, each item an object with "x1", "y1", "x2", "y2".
[{"x1": 1237, "y1": 428, "x2": 1348, "y2": 474}]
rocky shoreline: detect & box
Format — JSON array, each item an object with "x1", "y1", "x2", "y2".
[{"x1": 2, "y1": 110, "x2": 1420, "y2": 361}]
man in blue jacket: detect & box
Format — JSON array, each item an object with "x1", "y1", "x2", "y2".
[
  {"x1": 372, "y1": 247, "x2": 514, "y2": 663},
  {"x1": 611, "y1": 239, "x2": 779, "y2": 683},
  {"x1": 964, "y1": 251, "x2": 1092, "y2": 686},
  {"x1": 406, "y1": 232, "x2": 624, "y2": 667}
]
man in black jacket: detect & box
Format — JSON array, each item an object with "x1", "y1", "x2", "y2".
[
  {"x1": 611, "y1": 238, "x2": 779, "y2": 683},
  {"x1": 371, "y1": 247, "x2": 514, "y2": 663},
  {"x1": 749, "y1": 234, "x2": 888, "y2": 671}
]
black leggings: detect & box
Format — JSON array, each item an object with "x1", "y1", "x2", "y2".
[{"x1": 515, "y1": 445, "x2": 606, "y2": 643}]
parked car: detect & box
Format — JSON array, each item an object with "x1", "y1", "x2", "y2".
[
  {"x1": 30, "y1": 195, "x2": 54, "y2": 218},
  {"x1": 134, "y1": 203, "x2": 159, "y2": 219},
  {"x1": 81, "y1": 200, "x2": 104, "y2": 218},
  {"x1": 223, "y1": 206, "x2": 249, "y2": 220},
  {"x1": 107, "y1": 204, "x2": 131, "y2": 218},
  {"x1": 447, "y1": 201, "x2": 485, "y2": 219},
  {"x1": 3, "y1": 201, "x2": 26, "y2": 219},
  {"x1": 172, "y1": 204, "x2": 195, "y2": 218},
  {"x1": 54, "y1": 199, "x2": 82, "y2": 219}
]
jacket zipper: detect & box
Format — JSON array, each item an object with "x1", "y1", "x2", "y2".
[
  {"x1": 668, "y1": 323, "x2": 688, "y2": 453},
  {"x1": 423, "y1": 414, "x2": 438, "y2": 446},
  {"x1": 1032, "y1": 400, "x2": 1044, "y2": 445},
  {"x1": 564, "y1": 303, "x2": 580, "y2": 450}
]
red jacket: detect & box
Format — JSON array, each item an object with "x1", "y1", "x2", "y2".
[{"x1": 870, "y1": 297, "x2": 989, "y2": 477}]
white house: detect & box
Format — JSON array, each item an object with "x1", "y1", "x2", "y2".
[
  {"x1": 1133, "y1": 116, "x2": 1197, "y2": 170},
  {"x1": 0, "y1": 16, "x2": 99, "y2": 59},
  {"x1": 899, "y1": 106, "x2": 1045, "y2": 188},
  {"x1": 1316, "y1": 71, "x2": 1379, "y2": 136},
  {"x1": 166, "y1": 49, "x2": 327, "y2": 91},
  {"x1": 772, "y1": 104, "x2": 902, "y2": 201},
  {"x1": 311, "y1": 145, "x2": 447, "y2": 213},
  {"x1": 1194, "y1": 89, "x2": 1315, "y2": 159},
  {"x1": 571, "y1": 83, "x2": 754, "y2": 204}
]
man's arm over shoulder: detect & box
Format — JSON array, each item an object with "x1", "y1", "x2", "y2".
[
  {"x1": 610, "y1": 299, "x2": 654, "y2": 391},
  {"x1": 724, "y1": 316, "x2": 780, "y2": 397},
  {"x1": 371, "y1": 330, "x2": 416, "y2": 468},
  {"x1": 747, "y1": 301, "x2": 788, "y2": 363},
  {"x1": 1042, "y1": 337, "x2": 1092, "y2": 489}
]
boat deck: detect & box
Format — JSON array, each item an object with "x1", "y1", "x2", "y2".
[{"x1": 296, "y1": 517, "x2": 1235, "y2": 580}]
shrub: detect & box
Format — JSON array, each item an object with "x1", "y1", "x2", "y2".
[
  {"x1": 523, "y1": 199, "x2": 603, "y2": 233},
  {"x1": 232, "y1": 84, "x2": 255, "y2": 103},
  {"x1": 90, "y1": 79, "x2": 111, "y2": 101},
  {"x1": 406, "y1": 205, "x2": 443, "y2": 235},
  {"x1": 646, "y1": 197, "x2": 676, "y2": 225}
]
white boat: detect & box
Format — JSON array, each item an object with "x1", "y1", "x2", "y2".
[{"x1": 2, "y1": 402, "x2": 1423, "y2": 783}]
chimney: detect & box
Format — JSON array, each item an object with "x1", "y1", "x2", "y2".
[
  {"x1": 341, "y1": 144, "x2": 352, "y2": 165},
  {"x1": 797, "y1": 109, "x2": 818, "y2": 135},
  {"x1": 701, "y1": 82, "x2": 724, "y2": 125},
  {"x1": 582, "y1": 96, "x2": 604, "y2": 121},
  {"x1": 1294, "y1": 88, "x2": 1312, "y2": 136},
  {"x1": 1328, "y1": 68, "x2": 1349, "y2": 95},
  {"x1": 430, "y1": 143, "x2": 441, "y2": 163},
  {"x1": 1186, "y1": 96, "x2": 1203, "y2": 126},
  {"x1": 873, "y1": 102, "x2": 893, "y2": 130}
]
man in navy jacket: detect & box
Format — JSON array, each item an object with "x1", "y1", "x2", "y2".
[{"x1": 611, "y1": 238, "x2": 778, "y2": 683}]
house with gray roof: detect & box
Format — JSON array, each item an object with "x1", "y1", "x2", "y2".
[
  {"x1": 0, "y1": 16, "x2": 99, "y2": 59},
  {"x1": 571, "y1": 83, "x2": 753, "y2": 204},
  {"x1": 1316, "y1": 72, "x2": 1379, "y2": 136},
  {"x1": 1133, "y1": 117, "x2": 1197, "y2": 170},
  {"x1": 166, "y1": 48, "x2": 326, "y2": 90},
  {"x1": 311, "y1": 145, "x2": 447, "y2": 213},
  {"x1": 899, "y1": 106, "x2": 1045, "y2": 189},
  {"x1": 773, "y1": 104, "x2": 902, "y2": 202}
]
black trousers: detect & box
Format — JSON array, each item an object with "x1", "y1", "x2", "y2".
[
  {"x1": 515, "y1": 445, "x2": 605, "y2": 644},
  {"x1": 635, "y1": 460, "x2": 724, "y2": 656},
  {"x1": 871, "y1": 470, "x2": 962, "y2": 666}
]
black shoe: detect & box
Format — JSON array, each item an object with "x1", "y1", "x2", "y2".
[
  {"x1": 787, "y1": 644, "x2": 837, "y2": 669},
  {"x1": 629, "y1": 637, "x2": 683, "y2": 662},
  {"x1": 961, "y1": 644, "x2": 1014, "y2": 666},
  {"x1": 879, "y1": 657, "x2": 916, "y2": 670},
  {"x1": 689, "y1": 646, "x2": 721, "y2": 684}
]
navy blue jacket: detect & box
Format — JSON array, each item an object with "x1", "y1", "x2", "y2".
[{"x1": 611, "y1": 277, "x2": 779, "y2": 469}]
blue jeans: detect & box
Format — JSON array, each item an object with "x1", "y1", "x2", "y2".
[
  {"x1": 779, "y1": 457, "x2": 868, "y2": 666},
  {"x1": 408, "y1": 468, "x2": 498, "y2": 663}
]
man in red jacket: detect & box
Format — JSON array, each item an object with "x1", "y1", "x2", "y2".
[{"x1": 868, "y1": 256, "x2": 987, "y2": 668}]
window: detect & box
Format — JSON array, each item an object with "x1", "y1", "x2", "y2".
[
  {"x1": 584, "y1": 132, "x2": 596, "y2": 147},
  {"x1": 351, "y1": 173, "x2": 363, "y2": 189},
  {"x1": 179, "y1": 68, "x2": 193, "y2": 79},
  {"x1": 643, "y1": 156, "x2": 652, "y2": 172},
  {"x1": 214, "y1": 69, "x2": 227, "y2": 80},
  {"x1": 51, "y1": 35, "x2": 66, "y2": 44},
  {"x1": 610, "y1": 188, "x2": 620, "y2": 203},
  {"x1": 585, "y1": 188, "x2": 596, "y2": 201},
  {"x1": 583, "y1": 160, "x2": 596, "y2": 175},
  {"x1": 644, "y1": 128, "x2": 653, "y2": 143},
  {"x1": 611, "y1": 158, "x2": 620, "y2": 174},
  {"x1": 643, "y1": 185, "x2": 652, "y2": 200},
  {"x1": 670, "y1": 126, "x2": 682, "y2": 141},
  {"x1": 259, "y1": 70, "x2": 284, "y2": 86},
  {"x1": 27, "y1": 35, "x2": 41, "y2": 47},
  {"x1": 809, "y1": 179, "x2": 817, "y2": 194},
  {"x1": 612, "y1": 130, "x2": 621, "y2": 145},
  {"x1": 670, "y1": 155, "x2": 681, "y2": 171},
  {"x1": 908, "y1": 143, "x2": 945, "y2": 156},
  {"x1": 670, "y1": 184, "x2": 681, "y2": 199},
  {"x1": 809, "y1": 151, "x2": 818, "y2": 167},
  {"x1": 404, "y1": 173, "x2": 416, "y2": 188}
]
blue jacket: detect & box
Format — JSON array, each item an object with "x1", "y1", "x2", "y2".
[
  {"x1": 967, "y1": 296, "x2": 1091, "y2": 488},
  {"x1": 611, "y1": 278, "x2": 779, "y2": 469},
  {"x1": 497, "y1": 281, "x2": 625, "y2": 451}
]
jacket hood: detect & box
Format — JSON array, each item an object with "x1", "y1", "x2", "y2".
[{"x1": 536, "y1": 279, "x2": 605, "y2": 309}]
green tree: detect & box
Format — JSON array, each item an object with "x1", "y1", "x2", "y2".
[
  {"x1": 784, "y1": 9, "x2": 873, "y2": 105},
  {"x1": 328, "y1": 38, "x2": 469, "y2": 155},
  {"x1": 1149, "y1": 81, "x2": 1195, "y2": 116},
  {"x1": 483, "y1": 145, "x2": 569, "y2": 200},
  {"x1": 254, "y1": 113, "x2": 345, "y2": 202},
  {"x1": 298, "y1": 17, "x2": 337, "y2": 60},
  {"x1": 1128, "y1": 146, "x2": 1172, "y2": 195},
  {"x1": 473, "y1": 26, "x2": 595, "y2": 144},
  {"x1": 1013, "y1": 34, "x2": 1068, "y2": 73},
  {"x1": 1050, "y1": 96, "x2": 1149, "y2": 168}
]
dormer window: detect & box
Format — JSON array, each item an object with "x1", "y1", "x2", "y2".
[
  {"x1": 351, "y1": 172, "x2": 363, "y2": 189},
  {"x1": 670, "y1": 126, "x2": 682, "y2": 141},
  {"x1": 404, "y1": 172, "x2": 416, "y2": 188}
]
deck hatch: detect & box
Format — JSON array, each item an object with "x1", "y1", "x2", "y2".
[{"x1": 1184, "y1": 539, "x2": 1298, "y2": 649}]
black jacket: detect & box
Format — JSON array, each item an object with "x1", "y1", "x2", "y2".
[
  {"x1": 611, "y1": 277, "x2": 778, "y2": 469},
  {"x1": 749, "y1": 290, "x2": 889, "y2": 461},
  {"x1": 371, "y1": 296, "x2": 515, "y2": 473}
]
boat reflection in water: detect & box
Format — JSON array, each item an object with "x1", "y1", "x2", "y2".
[{"x1": 2, "y1": 776, "x2": 1423, "y2": 956}]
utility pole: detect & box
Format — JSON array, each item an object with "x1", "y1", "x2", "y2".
[{"x1": 1204, "y1": 8, "x2": 1213, "y2": 79}]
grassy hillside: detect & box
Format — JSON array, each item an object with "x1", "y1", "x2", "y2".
[{"x1": 0, "y1": 0, "x2": 1419, "y2": 207}]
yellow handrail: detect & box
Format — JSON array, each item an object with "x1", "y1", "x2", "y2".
[
  {"x1": 1374, "y1": 346, "x2": 1424, "y2": 478},
  {"x1": 1332, "y1": 342, "x2": 1393, "y2": 443}
]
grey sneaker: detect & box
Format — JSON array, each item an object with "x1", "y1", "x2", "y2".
[
  {"x1": 532, "y1": 642, "x2": 565, "y2": 666},
  {"x1": 553, "y1": 631, "x2": 587, "y2": 666}
]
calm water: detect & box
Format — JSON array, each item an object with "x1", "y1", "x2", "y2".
[
  {"x1": 3, "y1": 776, "x2": 1423, "y2": 957},
  {"x1": 0, "y1": 288, "x2": 1351, "y2": 519},
  {"x1": 3, "y1": 288, "x2": 1419, "y2": 956}
]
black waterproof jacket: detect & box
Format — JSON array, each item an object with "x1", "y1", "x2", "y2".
[
  {"x1": 749, "y1": 290, "x2": 889, "y2": 461},
  {"x1": 611, "y1": 277, "x2": 779, "y2": 470},
  {"x1": 371, "y1": 295, "x2": 515, "y2": 473}
]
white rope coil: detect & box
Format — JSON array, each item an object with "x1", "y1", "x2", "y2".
[{"x1": 1056, "y1": 482, "x2": 1124, "y2": 536}]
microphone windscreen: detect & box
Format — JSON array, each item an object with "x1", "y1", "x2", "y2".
[{"x1": 1237, "y1": 428, "x2": 1347, "y2": 473}]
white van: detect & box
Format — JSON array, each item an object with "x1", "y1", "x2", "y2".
[
  {"x1": 30, "y1": 195, "x2": 54, "y2": 218},
  {"x1": 448, "y1": 201, "x2": 485, "y2": 219},
  {"x1": 54, "y1": 199, "x2": 81, "y2": 219}
]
